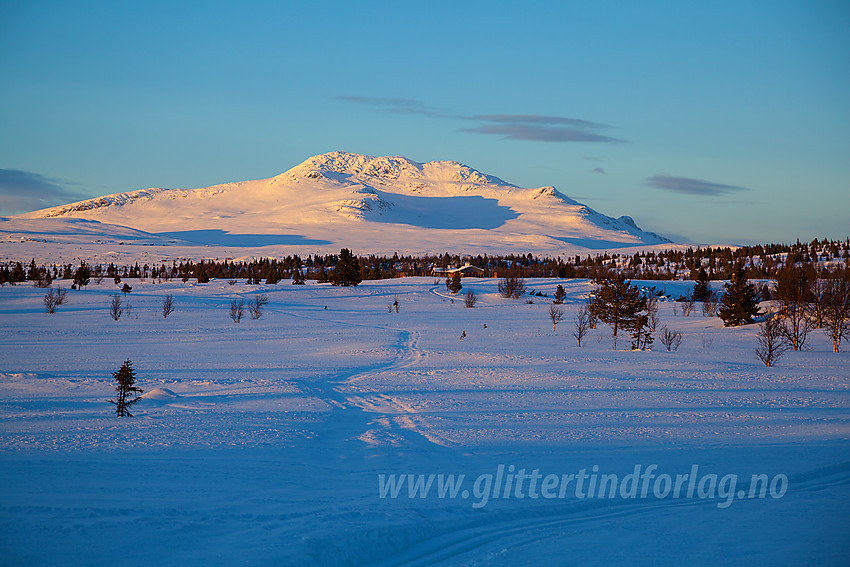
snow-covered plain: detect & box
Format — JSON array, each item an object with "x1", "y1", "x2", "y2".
[{"x1": 1, "y1": 277, "x2": 848, "y2": 566}]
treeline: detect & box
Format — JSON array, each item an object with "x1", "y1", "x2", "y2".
[{"x1": 1, "y1": 238, "x2": 848, "y2": 286}]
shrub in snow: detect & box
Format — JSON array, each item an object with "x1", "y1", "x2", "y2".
[
  {"x1": 162, "y1": 294, "x2": 175, "y2": 319},
  {"x1": 822, "y1": 274, "x2": 850, "y2": 352},
  {"x1": 109, "y1": 295, "x2": 123, "y2": 321},
  {"x1": 680, "y1": 297, "x2": 695, "y2": 317},
  {"x1": 248, "y1": 295, "x2": 269, "y2": 320},
  {"x1": 43, "y1": 288, "x2": 62, "y2": 314},
  {"x1": 548, "y1": 305, "x2": 564, "y2": 332},
  {"x1": 660, "y1": 327, "x2": 683, "y2": 352},
  {"x1": 755, "y1": 315, "x2": 790, "y2": 367},
  {"x1": 230, "y1": 299, "x2": 245, "y2": 323},
  {"x1": 498, "y1": 277, "x2": 525, "y2": 299},
  {"x1": 573, "y1": 304, "x2": 592, "y2": 347},
  {"x1": 774, "y1": 265, "x2": 813, "y2": 350}
]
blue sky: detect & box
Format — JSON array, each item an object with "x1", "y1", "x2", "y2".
[{"x1": 1, "y1": 0, "x2": 848, "y2": 244}]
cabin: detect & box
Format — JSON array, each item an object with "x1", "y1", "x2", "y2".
[{"x1": 431, "y1": 264, "x2": 486, "y2": 278}]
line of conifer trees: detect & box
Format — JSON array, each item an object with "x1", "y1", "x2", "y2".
[{"x1": 1, "y1": 238, "x2": 848, "y2": 286}]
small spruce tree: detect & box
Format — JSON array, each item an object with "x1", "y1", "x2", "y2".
[
  {"x1": 447, "y1": 272, "x2": 463, "y2": 294},
  {"x1": 331, "y1": 249, "x2": 362, "y2": 287},
  {"x1": 108, "y1": 360, "x2": 143, "y2": 417},
  {"x1": 589, "y1": 274, "x2": 645, "y2": 349},
  {"x1": 553, "y1": 284, "x2": 566, "y2": 305},
  {"x1": 73, "y1": 263, "x2": 91, "y2": 289},
  {"x1": 718, "y1": 265, "x2": 760, "y2": 326},
  {"x1": 10, "y1": 262, "x2": 26, "y2": 282},
  {"x1": 692, "y1": 268, "x2": 711, "y2": 302}
]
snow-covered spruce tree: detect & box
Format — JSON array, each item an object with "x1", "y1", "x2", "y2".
[
  {"x1": 108, "y1": 360, "x2": 143, "y2": 417},
  {"x1": 331, "y1": 249, "x2": 362, "y2": 287},
  {"x1": 589, "y1": 274, "x2": 645, "y2": 349},
  {"x1": 718, "y1": 265, "x2": 760, "y2": 326}
]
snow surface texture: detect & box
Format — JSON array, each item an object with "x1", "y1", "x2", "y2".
[
  {"x1": 1, "y1": 278, "x2": 848, "y2": 566},
  {"x1": 6, "y1": 152, "x2": 670, "y2": 262}
]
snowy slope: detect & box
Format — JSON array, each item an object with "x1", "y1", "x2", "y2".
[{"x1": 17, "y1": 152, "x2": 669, "y2": 256}]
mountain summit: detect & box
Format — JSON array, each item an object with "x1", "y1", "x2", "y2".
[{"x1": 19, "y1": 152, "x2": 670, "y2": 254}]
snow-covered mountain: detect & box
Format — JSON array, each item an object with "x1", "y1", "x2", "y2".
[{"x1": 17, "y1": 152, "x2": 669, "y2": 255}]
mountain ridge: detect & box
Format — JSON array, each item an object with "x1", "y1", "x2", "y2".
[{"x1": 17, "y1": 151, "x2": 670, "y2": 254}]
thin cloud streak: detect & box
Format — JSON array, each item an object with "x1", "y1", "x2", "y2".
[
  {"x1": 645, "y1": 174, "x2": 749, "y2": 196},
  {"x1": 473, "y1": 114, "x2": 607, "y2": 130},
  {"x1": 336, "y1": 95, "x2": 624, "y2": 143},
  {"x1": 333, "y1": 95, "x2": 431, "y2": 110},
  {"x1": 461, "y1": 124, "x2": 623, "y2": 143},
  {"x1": 0, "y1": 169, "x2": 83, "y2": 215},
  {"x1": 334, "y1": 95, "x2": 454, "y2": 118}
]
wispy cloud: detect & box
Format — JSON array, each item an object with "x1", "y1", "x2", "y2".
[
  {"x1": 336, "y1": 95, "x2": 624, "y2": 143},
  {"x1": 645, "y1": 174, "x2": 750, "y2": 196},
  {"x1": 464, "y1": 114, "x2": 623, "y2": 144},
  {"x1": 461, "y1": 122, "x2": 623, "y2": 143},
  {"x1": 333, "y1": 95, "x2": 452, "y2": 118},
  {"x1": 473, "y1": 114, "x2": 606, "y2": 129},
  {"x1": 0, "y1": 169, "x2": 83, "y2": 215},
  {"x1": 591, "y1": 167, "x2": 607, "y2": 174}
]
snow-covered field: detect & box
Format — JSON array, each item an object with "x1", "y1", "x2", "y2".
[{"x1": 1, "y1": 277, "x2": 848, "y2": 566}]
